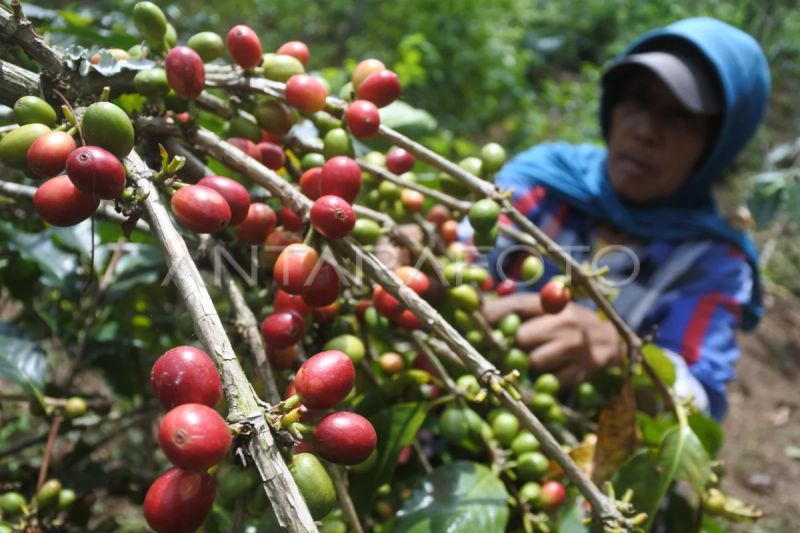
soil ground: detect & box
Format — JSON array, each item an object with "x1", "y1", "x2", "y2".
[{"x1": 722, "y1": 293, "x2": 800, "y2": 532}]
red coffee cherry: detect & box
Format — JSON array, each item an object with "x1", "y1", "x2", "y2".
[
  {"x1": 345, "y1": 100, "x2": 380, "y2": 138},
  {"x1": 27, "y1": 131, "x2": 76, "y2": 178},
  {"x1": 263, "y1": 230, "x2": 302, "y2": 266},
  {"x1": 65, "y1": 146, "x2": 126, "y2": 200},
  {"x1": 165, "y1": 46, "x2": 205, "y2": 100},
  {"x1": 313, "y1": 412, "x2": 377, "y2": 466},
  {"x1": 285, "y1": 74, "x2": 328, "y2": 114},
  {"x1": 357, "y1": 69, "x2": 401, "y2": 108},
  {"x1": 540, "y1": 279, "x2": 571, "y2": 314},
  {"x1": 261, "y1": 310, "x2": 305, "y2": 349},
  {"x1": 538, "y1": 481, "x2": 567, "y2": 511},
  {"x1": 294, "y1": 350, "x2": 355, "y2": 409},
  {"x1": 310, "y1": 195, "x2": 356, "y2": 239},
  {"x1": 196, "y1": 176, "x2": 251, "y2": 226},
  {"x1": 386, "y1": 147, "x2": 415, "y2": 175},
  {"x1": 33, "y1": 176, "x2": 99, "y2": 227},
  {"x1": 227, "y1": 25, "x2": 263, "y2": 70},
  {"x1": 301, "y1": 261, "x2": 340, "y2": 308},
  {"x1": 394, "y1": 309, "x2": 422, "y2": 331},
  {"x1": 170, "y1": 185, "x2": 231, "y2": 234},
  {"x1": 319, "y1": 156, "x2": 361, "y2": 204},
  {"x1": 277, "y1": 41, "x2": 309, "y2": 65},
  {"x1": 274, "y1": 289, "x2": 313, "y2": 318},
  {"x1": 425, "y1": 203, "x2": 450, "y2": 227},
  {"x1": 236, "y1": 203, "x2": 277, "y2": 244},
  {"x1": 151, "y1": 346, "x2": 222, "y2": 410},
  {"x1": 352, "y1": 59, "x2": 385, "y2": 91},
  {"x1": 266, "y1": 344, "x2": 298, "y2": 371},
  {"x1": 273, "y1": 243, "x2": 319, "y2": 295},
  {"x1": 144, "y1": 467, "x2": 215, "y2": 533},
  {"x1": 496, "y1": 279, "x2": 516, "y2": 297},
  {"x1": 257, "y1": 142, "x2": 286, "y2": 170},
  {"x1": 158, "y1": 403, "x2": 231, "y2": 471},
  {"x1": 279, "y1": 206, "x2": 305, "y2": 232},
  {"x1": 226, "y1": 137, "x2": 261, "y2": 160},
  {"x1": 299, "y1": 167, "x2": 322, "y2": 200}
]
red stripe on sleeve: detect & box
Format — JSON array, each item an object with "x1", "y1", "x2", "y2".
[
  {"x1": 681, "y1": 292, "x2": 740, "y2": 365},
  {"x1": 513, "y1": 185, "x2": 546, "y2": 215}
]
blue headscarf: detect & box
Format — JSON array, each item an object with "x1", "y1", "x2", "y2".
[{"x1": 496, "y1": 17, "x2": 770, "y2": 330}]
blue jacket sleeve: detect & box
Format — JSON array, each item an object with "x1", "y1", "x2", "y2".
[{"x1": 638, "y1": 243, "x2": 753, "y2": 420}]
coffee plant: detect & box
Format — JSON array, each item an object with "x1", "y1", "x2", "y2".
[{"x1": 0, "y1": 2, "x2": 765, "y2": 532}]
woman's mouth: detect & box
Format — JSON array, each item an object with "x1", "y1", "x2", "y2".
[{"x1": 615, "y1": 154, "x2": 654, "y2": 176}]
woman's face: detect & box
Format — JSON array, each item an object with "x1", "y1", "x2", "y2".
[{"x1": 606, "y1": 70, "x2": 719, "y2": 204}]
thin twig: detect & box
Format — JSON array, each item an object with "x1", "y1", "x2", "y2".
[
  {"x1": 66, "y1": 239, "x2": 126, "y2": 391},
  {"x1": 326, "y1": 463, "x2": 365, "y2": 533},
  {"x1": 36, "y1": 415, "x2": 63, "y2": 491}
]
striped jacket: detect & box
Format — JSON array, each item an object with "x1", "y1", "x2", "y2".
[{"x1": 458, "y1": 185, "x2": 753, "y2": 420}]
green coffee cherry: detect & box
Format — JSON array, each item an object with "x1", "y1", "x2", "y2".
[
  {"x1": 13, "y1": 96, "x2": 57, "y2": 127},
  {"x1": 187, "y1": 32, "x2": 224, "y2": 62}
]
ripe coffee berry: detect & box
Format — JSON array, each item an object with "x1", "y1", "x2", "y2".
[
  {"x1": 299, "y1": 167, "x2": 322, "y2": 200},
  {"x1": 164, "y1": 46, "x2": 205, "y2": 100},
  {"x1": 277, "y1": 41, "x2": 310, "y2": 65},
  {"x1": 538, "y1": 480, "x2": 567, "y2": 511},
  {"x1": 261, "y1": 310, "x2": 306, "y2": 349},
  {"x1": 401, "y1": 189, "x2": 424, "y2": 213},
  {"x1": 266, "y1": 344, "x2": 298, "y2": 371},
  {"x1": 66, "y1": 146, "x2": 126, "y2": 200},
  {"x1": 236, "y1": 203, "x2": 277, "y2": 244},
  {"x1": 34, "y1": 176, "x2": 100, "y2": 227},
  {"x1": 357, "y1": 69, "x2": 401, "y2": 108},
  {"x1": 394, "y1": 309, "x2": 422, "y2": 331},
  {"x1": 352, "y1": 59, "x2": 385, "y2": 91},
  {"x1": 196, "y1": 176, "x2": 251, "y2": 226},
  {"x1": 320, "y1": 156, "x2": 361, "y2": 204},
  {"x1": 379, "y1": 352, "x2": 404, "y2": 374},
  {"x1": 294, "y1": 350, "x2": 355, "y2": 409},
  {"x1": 27, "y1": 131, "x2": 76, "y2": 178},
  {"x1": 496, "y1": 278, "x2": 516, "y2": 297},
  {"x1": 226, "y1": 137, "x2": 261, "y2": 160},
  {"x1": 310, "y1": 195, "x2": 356, "y2": 239},
  {"x1": 279, "y1": 207, "x2": 305, "y2": 232},
  {"x1": 263, "y1": 230, "x2": 302, "y2": 266},
  {"x1": 257, "y1": 142, "x2": 286, "y2": 170},
  {"x1": 151, "y1": 346, "x2": 222, "y2": 409},
  {"x1": 540, "y1": 279, "x2": 571, "y2": 314},
  {"x1": 285, "y1": 74, "x2": 328, "y2": 114},
  {"x1": 274, "y1": 289, "x2": 313, "y2": 317},
  {"x1": 158, "y1": 403, "x2": 231, "y2": 471},
  {"x1": 386, "y1": 147, "x2": 415, "y2": 175},
  {"x1": 227, "y1": 25, "x2": 262, "y2": 70},
  {"x1": 314, "y1": 412, "x2": 377, "y2": 465},
  {"x1": 273, "y1": 243, "x2": 319, "y2": 295},
  {"x1": 144, "y1": 467, "x2": 215, "y2": 533},
  {"x1": 171, "y1": 185, "x2": 231, "y2": 234},
  {"x1": 345, "y1": 100, "x2": 380, "y2": 138},
  {"x1": 440, "y1": 219, "x2": 459, "y2": 242},
  {"x1": 301, "y1": 261, "x2": 340, "y2": 308}
]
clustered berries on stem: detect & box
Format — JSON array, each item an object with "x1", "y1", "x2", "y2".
[{"x1": 145, "y1": 346, "x2": 227, "y2": 533}]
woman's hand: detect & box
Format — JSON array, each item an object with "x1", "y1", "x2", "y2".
[{"x1": 481, "y1": 293, "x2": 625, "y2": 387}]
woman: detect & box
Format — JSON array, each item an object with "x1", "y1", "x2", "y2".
[{"x1": 466, "y1": 17, "x2": 770, "y2": 421}]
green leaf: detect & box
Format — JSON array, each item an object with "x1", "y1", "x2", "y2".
[
  {"x1": 0, "y1": 327, "x2": 46, "y2": 402},
  {"x1": 51, "y1": 219, "x2": 96, "y2": 258},
  {"x1": 785, "y1": 178, "x2": 800, "y2": 228},
  {"x1": 663, "y1": 426, "x2": 712, "y2": 494},
  {"x1": 641, "y1": 343, "x2": 676, "y2": 386},
  {"x1": 615, "y1": 421, "x2": 712, "y2": 530},
  {"x1": 557, "y1": 497, "x2": 589, "y2": 533},
  {"x1": 688, "y1": 413, "x2": 724, "y2": 457},
  {"x1": 0, "y1": 223, "x2": 78, "y2": 288},
  {"x1": 393, "y1": 462, "x2": 509, "y2": 533},
  {"x1": 349, "y1": 402, "x2": 429, "y2": 516},
  {"x1": 747, "y1": 171, "x2": 786, "y2": 229},
  {"x1": 117, "y1": 94, "x2": 148, "y2": 114}
]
